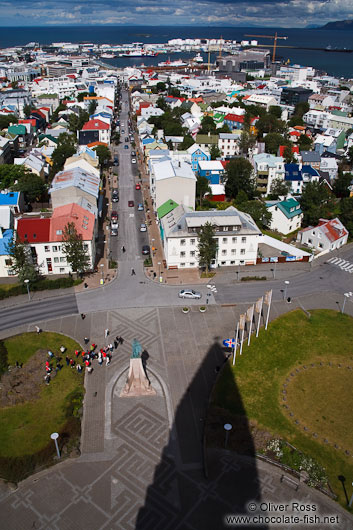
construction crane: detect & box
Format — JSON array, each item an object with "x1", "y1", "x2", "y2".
[{"x1": 244, "y1": 33, "x2": 288, "y2": 63}]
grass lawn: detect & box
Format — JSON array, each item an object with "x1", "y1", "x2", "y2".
[
  {"x1": 0, "y1": 332, "x2": 84, "y2": 482},
  {"x1": 210, "y1": 309, "x2": 353, "y2": 509}
]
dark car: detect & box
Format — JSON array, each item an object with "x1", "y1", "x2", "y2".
[
  {"x1": 124, "y1": 145, "x2": 129, "y2": 149},
  {"x1": 112, "y1": 189, "x2": 119, "y2": 202},
  {"x1": 113, "y1": 157, "x2": 119, "y2": 167},
  {"x1": 111, "y1": 210, "x2": 118, "y2": 222},
  {"x1": 128, "y1": 200, "x2": 134, "y2": 207},
  {"x1": 131, "y1": 151, "x2": 136, "y2": 157},
  {"x1": 142, "y1": 245, "x2": 150, "y2": 255},
  {"x1": 125, "y1": 137, "x2": 129, "y2": 142}
]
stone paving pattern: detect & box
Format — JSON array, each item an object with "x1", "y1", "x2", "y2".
[{"x1": 1, "y1": 297, "x2": 353, "y2": 529}]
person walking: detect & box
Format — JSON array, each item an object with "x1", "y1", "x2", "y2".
[
  {"x1": 108, "y1": 343, "x2": 114, "y2": 354},
  {"x1": 84, "y1": 337, "x2": 89, "y2": 345},
  {"x1": 104, "y1": 329, "x2": 109, "y2": 338},
  {"x1": 48, "y1": 350, "x2": 54, "y2": 359},
  {"x1": 35, "y1": 326, "x2": 41, "y2": 334},
  {"x1": 98, "y1": 351, "x2": 103, "y2": 366},
  {"x1": 121, "y1": 246, "x2": 126, "y2": 253},
  {"x1": 81, "y1": 313, "x2": 86, "y2": 320},
  {"x1": 131, "y1": 268, "x2": 135, "y2": 276},
  {"x1": 106, "y1": 354, "x2": 111, "y2": 366},
  {"x1": 65, "y1": 356, "x2": 70, "y2": 366}
]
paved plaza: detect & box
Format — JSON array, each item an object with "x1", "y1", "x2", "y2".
[{"x1": 1, "y1": 295, "x2": 353, "y2": 529}]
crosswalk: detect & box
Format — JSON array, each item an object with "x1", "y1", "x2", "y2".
[{"x1": 326, "y1": 256, "x2": 353, "y2": 273}]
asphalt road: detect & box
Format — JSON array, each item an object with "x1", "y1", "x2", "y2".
[{"x1": 0, "y1": 293, "x2": 78, "y2": 332}]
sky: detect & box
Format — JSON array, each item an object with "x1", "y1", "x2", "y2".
[{"x1": 0, "y1": 0, "x2": 352, "y2": 27}]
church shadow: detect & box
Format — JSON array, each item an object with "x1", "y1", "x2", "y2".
[{"x1": 135, "y1": 340, "x2": 267, "y2": 530}]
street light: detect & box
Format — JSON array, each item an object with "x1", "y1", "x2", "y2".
[
  {"x1": 224, "y1": 423, "x2": 232, "y2": 448},
  {"x1": 24, "y1": 279, "x2": 30, "y2": 301},
  {"x1": 158, "y1": 261, "x2": 161, "y2": 282},
  {"x1": 283, "y1": 280, "x2": 289, "y2": 301},
  {"x1": 100, "y1": 263, "x2": 104, "y2": 284},
  {"x1": 50, "y1": 432, "x2": 61, "y2": 459},
  {"x1": 342, "y1": 292, "x2": 352, "y2": 314},
  {"x1": 271, "y1": 261, "x2": 277, "y2": 279}
]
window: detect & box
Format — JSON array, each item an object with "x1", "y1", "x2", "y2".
[
  {"x1": 180, "y1": 239, "x2": 186, "y2": 246},
  {"x1": 54, "y1": 257, "x2": 59, "y2": 263},
  {"x1": 59, "y1": 268, "x2": 65, "y2": 273},
  {"x1": 180, "y1": 263, "x2": 185, "y2": 267},
  {"x1": 221, "y1": 261, "x2": 226, "y2": 265},
  {"x1": 232, "y1": 237, "x2": 237, "y2": 243},
  {"x1": 190, "y1": 262, "x2": 195, "y2": 267},
  {"x1": 190, "y1": 251, "x2": 195, "y2": 257},
  {"x1": 84, "y1": 244, "x2": 88, "y2": 250},
  {"x1": 60, "y1": 257, "x2": 66, "y2": 263},
  {"x1": 222, "y1": 237, "x2": 227, "y2": 243},
  {"x1": 56, "y1": 230, "x2": 62, "y2": 235},
  {"x1": 230, "y1": 260, "x2": 235, "y2": 265},
  {"x1": 5, "y1": 259, "x2": 12, "y2": 266},
  {"x1": 308, "y1": 238, "x2": 312, "y2": 244},
  {"x1": 180, "y1": 251, "x2": 186, "y2": 258},
  {"x1": 318, "y1": 243, "x2": 323, "y2": 248},
  {"x1": 241, "y1": 237, "x2": 246, "y2": 243},
  {"x1": 190, "y1": 238, "x2": 195, "y2": 245},
  {"x1": 44, "y1": 245, "x2": 50, "y2": 252},
  {"x1": 231, "y1": 249, "x2": 236, "y2": 255},
  {"x1": 240, "y1": 249, "x2": 245, "y2": 255},
  {"x1": 52, "y1": 246, "x2": 58, "y2": 252},
  {"x1": 222, "y1": 250, "x2": 227, "y2": 256}
]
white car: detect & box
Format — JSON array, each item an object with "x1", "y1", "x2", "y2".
[
  {"x1": 178, "y1": 289, "x2": 202, "y2": 299},
  {"x1": 140, "y1": 223, "x2": 147, "y2": 232},
  {"x1": 131, "y1": 158, "x2": 136, "y2": 164}
]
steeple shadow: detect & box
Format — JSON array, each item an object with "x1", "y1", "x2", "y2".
[{"x1": 136, "y1": 340, "x2": 267, "y2": 529}]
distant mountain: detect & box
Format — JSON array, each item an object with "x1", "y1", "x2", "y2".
[
  {"x1": 306, "y1": 24, "x2": 321, "y2": 29},
  {"x1": 319, "y1": 19, "x2": 353, "y2": 30}
]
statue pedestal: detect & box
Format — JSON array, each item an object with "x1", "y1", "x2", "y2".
[{"x1": 120, "y1": 358, "x2": 156, "y2": 397}]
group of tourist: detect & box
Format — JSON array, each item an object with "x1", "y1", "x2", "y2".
[{"x1": 43, "y1": 336, "x2": 124, "y2": 384}]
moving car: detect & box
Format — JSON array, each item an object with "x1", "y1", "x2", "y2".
[
  {"x1": 131, "y1": 158, "x2": 136, "y2": 164},
  {"x1": 124, "y1": 145, "x2": 129, "y2": 149},
  {"x1": 178, "y1": 289, "x2": 202, "y2": 299},
  {"x1": 111, "y1": 210, "x2": 118, "y2": 222},
  {"x1": 125, "y1": 137, "x2": 129, "y2": 142},
  {"x1": 135, "y1": 183, "x2": 141, "y2": 190},
  {"x1": 112, "y1": 189, "x2": 119, "y2": 202},
  {"x1": 142, "y1": 245, "x2": 150, "y2": 255},
  {"x1": 137, "y1": 203, "x2": 143, "y2": 211},
  {"x1": 131, "y1": 151, "x2": 136, "y2": 157},
  {"x1": 140, "y1": 223, "x2": 147, "y2": 232},
  {"x1": 128, "y1": 200, "x2": 134, "y2": 207}
]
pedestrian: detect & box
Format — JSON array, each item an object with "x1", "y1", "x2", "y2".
[
  {"x1": 121, "y1": 246, "x2": 126, "y2": 253},
  {"x1": 70, "y1": 359, "x2": 75, "y2": 368},
  {"x1": 98, "y1": 351, "x2": 103, "y2": 365},
  {"x1": 131, "y1": 268, "x2": 135, "y2": 276},
  {"x1": 48, "y1": 350, "x2": 54, "y2": 358},
  {"x1": 44, "y1": 374, "x2": 50, "y2": 385},
  {"x1": 60, "y1": 345, "x2": 66, "y2": 354},
  {"x1": 15, "y1": 360, "x2": 19, "y2": 368},
  {"x1": 35, "y1": 326, "x2": 41, "y2": 334},
  {"x1": 75, "y1": 349, "x2": 79, "y2": 358},
  {"x1": 45, "y1": 360, "x2": 50, "y2": 367},
  {"x1": 109, "y1": 343, "x2": 114, "y2": 353},
  {"x1": 119, "y1": 336, "x2": 124, "y2": 345},
  {"x1": 87, "y1": 366, "x2": 93, "y2": 374},
  {"x1": 46, "y1": 365, "x2": 51, "y2": 373},
  {"x1": 114, "y1": 340, "x2": 118, "y2": 349},
  {"x1": 76, "y1": 364, "x2": 82, "y2": 373},
  {"x1": 81, "y1": 313, "x2": 86, "y2": 320},
  {"x1": 104, "y1": 329, "x2": 109, "y2": 338},
  {"x1": 106, "y1": 354, "x2": 111, "y2": 366},
  {"x1": 85, "y1": 359, "x2": 90, "y2": 368},
  {"x1": 65, "y1": 356, "x2": 70, "y2": 366},
  {"x1": 84, "y1": 337, "x2": 89, "y2": 345}
]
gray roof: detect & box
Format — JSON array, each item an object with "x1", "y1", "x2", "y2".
[{"x1": 300, "y1": 150, "x2": 321, "y2": 162}]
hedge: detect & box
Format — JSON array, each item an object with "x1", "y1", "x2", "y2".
[{"x1": 0, "y1": 277, "x2": 82, "y2": 300}]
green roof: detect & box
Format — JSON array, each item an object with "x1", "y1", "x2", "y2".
[
  {"x1": 331, "y1": 110, "x2": 348, "y2": 117},
  {"x1": 278, "y1": 198, "x2": 302, "y2": 219},
  {"x1": 157, "y1": 199, "x2": 179, "y2": 219},
  {"x1": 213, "y1": 113, "x2": 224, "y2": 123},
  {"x1": 8, "y1": 124, "x2": 26, "y2": 135},
  {"x1": 196, "y1": 134, "x2": 219, "y2": 145},
  {"x1": 38, "y1": 134, "x2": 58, "y2": 144}
]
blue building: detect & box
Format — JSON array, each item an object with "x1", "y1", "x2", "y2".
[
  {"x1": 198, "y1": 160, "x2": 225, "y2": 185},
  {"x1": 187, "y1": 144, "x2": 210, "y2": 172}
]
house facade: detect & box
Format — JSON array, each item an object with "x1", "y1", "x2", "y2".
[
  {"x1": 265, "y1": 197, "x2": 303, "y2": 235},
  {"x1": 187, "y1": 144, "x2": 211, "y2": 171},
  {"x1": 297, "y1": 217, "x2": 348, "y2": 252},
  {"x1": 253, "y1": 153, "x2": 285, "y2": 195},
  {"x1": 198, "y1": 160, "x2": 225, "y2": 185}
]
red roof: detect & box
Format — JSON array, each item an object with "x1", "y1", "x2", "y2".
[
  {"x1": 224, "y1": 114, "x2": 244, "y2": 123},
  {"x1": 17, "y1": 218, "x2": 51, "y2": 243},
  {"x1": 31, "y1": 109, "x2": 46, "y2": 120},
  {"x1": 278, "y1": 145, "x2": 299, "y2": 157},
  {"x1": 87, "y1": 141, "x2": 108, "y2": 148},
  {"x1": 220, "y1": 160, "x2": 230, "y2": 168},
  {"x1": 19, "y1": 119, "x2": 36, "y2": 127},
  {"x1": 318, "y1": 218, "x2": 348, "y2": 242},
  {"x1": 289, "y1": 131, "x2": 301, "y2": 137},
  {"x1": 82, "y1": 119, "x2": 110, "y2": 131}
]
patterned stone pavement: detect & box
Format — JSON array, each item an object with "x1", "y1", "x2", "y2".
[{"x1": 1, "y1": 301, "x2": 353, "y2": 529}]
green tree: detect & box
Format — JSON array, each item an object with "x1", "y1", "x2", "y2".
[
  {"x1": 88, "y1": 100, "x2": 97, "y2": 115},
  {"x1": 264, "y1": 133, "x2": 290, "y2": 155},
  {"x1": 61, "y1": 222, "x2": 90, "y2": 276},
  {"x1": 238, "y1": 200, "x2": 272, "y2": 228},
  {"x1": 156, "y1": 96, "x2": 169, "y2": 111},
  {"x1": 6, "y1": 233, "x2": 39, "y2": 283},
  {"x1": 15, "y1": 173, "x2": 46, "y2": 203},
  {"x1": 239, "y1": 130, "x2": 256, "y2": 155},
  {"x1": 339, "y1": 197, "x2": 353, "y2": 237},
  {"x1": 23, "y1": 104, "x2": 32, "y2": 118},
  {"x1": 0, "y1": 164, "x2": 29, "y2": 189},
  {"x1": 111, "y1": 132, "x2": 120, "y2": 145},
  {"x1": 196, "y1": 176, "x2": 211, "y2": 207},
  {"x1": 257, "y1": 114, "x2": 287, "y2": 137},
  {"x1": 168, "y1": 87, "x2": 181, "y2": 98},
  {"x1": 10, "y1": 80, "x2": 19, "y2": 89},
  {"x1": 300, "y1": 181, "x2": 335, "y2": 226},
  {"x1": 178, "y1": 135, "x2": 194, "y2": 151},
  {"x1": 234, "y1": 190, "x2": 249, "y2": 206},
  {"x1": 68, "y1": 108, "x2": 89, "y2": 133},
  {"x1": 288, "y1": 115, "x2": 304, "y2": 128},
  {"x1": 156, "y1": 82, "x2": 167, "y2": 92},
  {"x1": 197, "y1": 222, "x2": 218, "y2": 273},
  {"x1": 225, "y1": 158, "x2": 255, "y2": 199},
  {"x1": 268, "y1": 106, "x2": 282, "y2": 119},
  {"x1": 333, "y1": 171, "x2": 352, "y2": 198},
  {"x1": 199, "y1": 115, "x2": 216, "y2": 135},
  {"x1": 50, "y1": 132, "x2": 77, "y2": 177},
  {"x1": 49, "y1": 103, "x2": 67, "y2": 124},
  {"x1": 298, "y1": 135, "x2": 313, "y2": 151},
  {"x1": 346, "y1": 146, "x2": 353, "y2": 166},
  {"x1": 77, "y1": 91, "x2": 96, "y2": 102},
  {"x1": 218, "y1": 123, "x2": 231, "y2": 134},
  {"x1": 283, "y1": 145, "x2": 295, "y2": 164},
  {"x1": 268, "y1": 178, "x2": 291, "y2": 199},
  {"x1": 210, "y1": 145, "x2": 221, "y2": 160},
  {"x1": 94, "y1": 145, "x2": 111, "y2": 167},
  {"x1": 0, "y1": 114, "x2": 18, "y2": 130}
]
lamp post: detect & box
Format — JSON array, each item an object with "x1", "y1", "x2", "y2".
[
  {"x1": 271, "y1": 261, "x2": 277, "y2": 279},
  {"x1": 283, "y1": 280, "x2": 289, "y2": 301},
  {"x1": 349, "y1": 482, "x2": 353, "y2": 508},
  {"x1": 50, "y1": 432, "x2": 60, "y2": 459},
  {"x1": 100, "y1": 263, "x2": 104, "y2": 284},
  {"x1": 24, "y1": 279, "x2": 30, "y2": 301},
  {"x1": 158, "y1": 261, "x2": 161, "y2": 282},
  {"x1": 342, "y1": 292, "x2": 352, "y2": 314},
  {"x1": 224, "y1": 423, "x2": 232, "y2": 448}
]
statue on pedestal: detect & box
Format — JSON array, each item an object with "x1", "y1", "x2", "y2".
[{"x1": 120, "y1": 338, "x2": 156, "y2": 397}]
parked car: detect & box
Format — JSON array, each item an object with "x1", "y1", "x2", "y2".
[
  {"x1": 140, "y1": 223, "x2": 147, "y2": 232},
  {"x1": 113, "y1": 157, "x2": 119, "y2": 167},
  {"x1": 125, "y1": 137, "x2": 129, "y2": 142},
  {"x1": 111, "y1": 210, "x2": 118, "y2": 222},
  {"x1": 128, "y1": 200, "x2": 134, "y2": 207},
  {"x1": 111, "y1": 227, "x2": 118, "y2": 236},
  {"x1": 112, "y1": 189, "x2": 119, "y2": 202},
  {"x1": 178, "y1": 289, "x2": 202, "y2": 299},
  {"x1": 142, "y1": 245, "x2": 150, "y2": 255},
  {"x1": 131, "y1": 151, "x2": 136, "y2": 157},
  {"x1": 137, "y1": 203, "x2": 143, "y2": 211},
  {"x1": 124, "y1": 145, "x2": 129, "y2": 149},
  {"x1": 131, "y1": 158, "x2": 136, "y2": 164},
  {"x1": 135, "y1": 183, "x2": 141, "y2": 190}
]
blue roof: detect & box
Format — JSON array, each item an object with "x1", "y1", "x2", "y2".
[
  {"x1": 142, "y1": 138, "x2": 155, "y2": 145},
  {"x1": 301, "y1": 165, "x2": 319, "y2": 177},
  {"x1": 285, "y1": 164, "x2": 302, "y2": 182},
  {"x1": 0, "y1": 191, "x2": 19, "y2": 206},
  {"x1": 0, "y1": 229, "x2": 13, "y2": 255}
]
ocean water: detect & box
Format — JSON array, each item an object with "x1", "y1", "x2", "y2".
[{"x1": 0, "y1": 26, "x2": 352, "y2": 78}]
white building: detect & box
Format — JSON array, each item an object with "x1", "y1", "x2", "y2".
[
  {"x1": 218, "y1": 133, "x2": 240, "y2": 157},
  {"x1": 297, "y1": 217, "x2": 348, "y2": 252},
  {"x1": 252, "y1": 153, "x2": 285, "y2": 195},
  {"x1": 265, "y1": 197, "x2": 303, "y2": 235},
  {"x1": 161, "y1": 205, "x2": 261, "y2": 269},
  {"x1": 149, "y1": 156, "x2": 196, "y2": 210}
]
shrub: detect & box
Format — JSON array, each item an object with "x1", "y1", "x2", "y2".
[
  {"x1": 143, "y1": 257, "x2": 152, "y2": 267},
  {"x1": 0, "y1": 277, "x2": 82, "y2": 299},
  {"x1": 0, "y1": 341, "x2": 8, "y2": 378},
  {"x1": 241, "y1": 276, "x2": 267, "y2": 282},
  {"x1": 109, "y1": 260, "x2": 117, "y2": 269}
]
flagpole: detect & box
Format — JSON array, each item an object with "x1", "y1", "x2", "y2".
[
  {"x1": 256, "y1": 297, "x2": 263, "y2": 337},
  {"x1": 247, "y1": 305, "x2": 254, "y2": 346},
  {"x1": 233, "y1": 321, "x2": 239, "y2": 365},
  {"x1": 265, "y1": 290, "x2": 272, "y2": 330}
]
